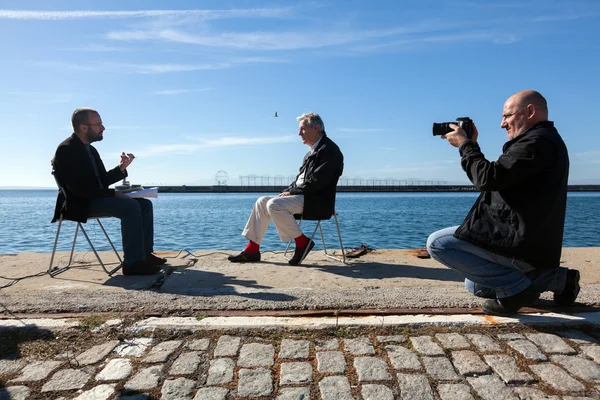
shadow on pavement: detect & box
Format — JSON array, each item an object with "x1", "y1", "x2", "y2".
[{"x1": 314, "y1": 261, "x2": 465, "y2": 282}]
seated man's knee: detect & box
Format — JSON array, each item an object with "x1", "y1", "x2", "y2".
[{"x1": 137, "y1": 198, "x2": 153, "y2": 212}]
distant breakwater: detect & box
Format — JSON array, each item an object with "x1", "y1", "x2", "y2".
[{"x1": 155, "y1": 184, "x2": 600, "y2": 193}]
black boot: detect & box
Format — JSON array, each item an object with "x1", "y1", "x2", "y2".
[{"x1": 482, "y1": 285, "x2": 539, "y2": 316}]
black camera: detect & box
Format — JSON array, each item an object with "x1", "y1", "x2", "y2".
[{"x1": 432, "y1": 117, "x2": 473, "y2": 139}]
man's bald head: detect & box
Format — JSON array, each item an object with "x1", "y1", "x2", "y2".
[{"x1": 501, "y1": 90, "x2": 549, "y2": 139}]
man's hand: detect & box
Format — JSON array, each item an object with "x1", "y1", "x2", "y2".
[
  {"x1": 278, "y1": 191, "x2": 291, "y2": 197},
  {"x1": 441, "y1": 123, "x2": 479, "y2": 147},
  {"x1": 119, "y1": 152, "x2": 135, "y2": 172}
]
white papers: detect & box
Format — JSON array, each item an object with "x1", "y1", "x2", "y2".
[{"x1": 124, "y1": 187, "x2": 158, "y2": 198}]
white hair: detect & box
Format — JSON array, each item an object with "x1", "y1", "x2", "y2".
[{"x1": 297, "y1": 112, "x2": 325, "y2": 134}]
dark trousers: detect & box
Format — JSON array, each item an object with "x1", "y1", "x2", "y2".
[{"x1": 89, "y1": 197, "x2": 154, "y2": 264}]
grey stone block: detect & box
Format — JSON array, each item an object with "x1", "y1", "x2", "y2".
[
  {"x1": 142, "y1": 340, "x2": 182, "y2": 363},
  {"x1": 9, "y1": 361, "x2": 63, "y2": 382},
  {"x1": 238, "y1": 343, "x2": 275, "y2": 367},
  {"x1": 451, "y1": 350, "x2": 490, "y2": 376},
  {"x1": 386, "y1": 345, "x2": 421, "y2": 371},
  {"x1": 0, "y1": 359, "x2": 27, "y2": 376},
  {"x1": 41, "y1": 369, "x2": 91, "y2": 392},
  {"x1": 75, "y1": 340, "x2": 120, "y2": 365},
  {"x1": 551, "y1": 355, "x2": 600, "y2": 383},
  {"x1": 525, "y1": 333, "x2": 577, "y2": 354},
  {"x1": 436, "y1": 333, "x2": 471, "y2": 350},
  {"x1": 73, "y1": 384, "x2": 116, "y2": 400},
  {"x1": 344, "y1": 337, "x2": 375, "y2": 355},
  {"x1": 354, "y1": 357, "x2": 392, "y2": 381},
  {"x1": 396, "y1": 373, "x2": 434, "y2": 400},
  {"x1": 581, "y1": 345, "x2": 600, "y2": 363},
  {"x1": 96, "y1": 358, "x2": 133, "y2": 381},
  {"x1": 315, "y1": 339, "x2": 339, "y2": 350},
  {"x1": 237, "y1": 368, "x2": 273, "y2": 397},
  {"x1": 437, "y1": 383, "x2": 474, "y2": 400},
  {"x1": 507, "y1": 340, "x2": 547, "y2": 361},
  {"x1": 318, "y1": 376, "x2": 353, "y2": 400},
  {"x1": 280, "y1": 362, "x2": 313, "y2": 385},
  {"x1": 186, "y1": 338, "x2": 210, "y2": 351},
  {"x1": 529, "y1": 364, "x2": 585, "y2": 392},
  {"x1": 276, "y1": 387, "x2": 310, "y2": 400},
  {"x1": 497, "y1": 333, "x2": 525, "y2": 341},
  {"x1": 410, "y1": 336, "x2": 444, "y2": 356},
  {"x1": 361, "y1": 384, "x2": 394, "y2": 400},
  {"x1": 192, "y1": 387, "x2": 228, "y2": 400},
  {"x1": 512, "y1": 387, "x2": 561, "y2": 400},
  {"x1": 213, "y1": 335, "x2": 241, "y2": 357},
  {"x1": 0, "y1": 386, "x2": 30, "y2": 400},
  {"x1": 160, "y1": 377, "x2": 195, "y2": 400},
  {"x1": 465, "y1": 334, "x2": 502, "y2": 352},
  {"x1": 124, "y1": 365, "x2": 163, "y2": 391},
  {"x1": 316, "y1": 351, "x2": 346, "y2": 374},
  {"x1": 169, "y1": 351, "x2": 202, "y2": 375},
  {"x1": 114, "y1": 338, "x2": 152, "y2": 357},
  {"x1": 280, "y1": 339, "x2": 310, "y2": 359},
  {"x1": 422, "y1": 357, "x2": 460, "y2": 381},
  {"x1": 467, "y1": 375, "x2": 518, "y2": 400},
  {"x1": 377, "y1": 335, "x2": 406, "y2": 344},
  {"x1": 483, "y1": 354, "x2": 534, "y2": 384},
  {"x1": 206, "y1": 357, "x2": 235, "y2": 385}
]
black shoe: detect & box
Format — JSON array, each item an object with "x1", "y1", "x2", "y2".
[
  {"x1": 482, "y1": 285, "x2": 539, "y2": 316},
  {"x1": 289, "y1": 240, "x2": 315, "y2": 266},
  {"x1": 122, "y1": 260, "x2": 161, "y2": 276},
  {"x1": 146, "y1": 253, "x2": 167, "y2": 266},
  {"x1": 228, "y1": 251, "x2": 261, "y2": 263},
  {"x1": 554, "y1": 269, "x2": 581, "y2": 306}
]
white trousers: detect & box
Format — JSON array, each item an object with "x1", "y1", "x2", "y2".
[{"x1": 242, "y1": 195, "x2": 304, "y2": 244}]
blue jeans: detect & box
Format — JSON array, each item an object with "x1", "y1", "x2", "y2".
[
  {"x1": 89, "y1": 197, "x2": 154, "y2": 264},
  {"x1": 427, "y1": 226, "x2": 567, "y2": 299}
]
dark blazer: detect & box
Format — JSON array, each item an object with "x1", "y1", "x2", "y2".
[
  {"x1": 285, "y1": 134, "x2": 344, "y2": 220},
  {"x1": 454, "y1": 121, "x2": 569, "y2": 270},
  {"x1": 51, "y1": 134, "x2": 127, "y2": 223}
]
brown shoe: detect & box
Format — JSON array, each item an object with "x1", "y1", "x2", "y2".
[{"x1": 416, "y1": 247, "x2": 430, "y2": 259}]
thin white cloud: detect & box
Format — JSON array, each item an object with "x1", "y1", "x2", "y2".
[
  {"x1": 105, "y1": 21, "x2": 456, "y2": 51},
  {"x1": 58, "y1": 44, "x2": 132, "y2": 52},
  {"x1": 532, "y1": 13, "x2": 598, "y2": 22},
  {"x1": 127, "y1": 135, "x2": 296, "y2": 158},
  {"x1": 0, "y1": 8, "x2": 291, "y2": 20},
  {"x1": 153, "y1": 88, "x2": 213, "y2": 95},
  {"x1": 35, "y1": 57, "x2": 284, "y2": 74}
]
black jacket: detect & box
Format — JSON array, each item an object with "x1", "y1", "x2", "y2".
[
  {"x1": 454, "y1": 121, "x2": 569, "y2": 269},
  {"x1": 285, "y1": 134, "x2": 344, "y2": 220},
  {"x1": 51, "y1": 134, "x2": 127, "y2": 223}
]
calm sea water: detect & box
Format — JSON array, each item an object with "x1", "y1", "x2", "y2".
[{"x1": 0, "y1": 190, "x2": 599, "y2": 254}]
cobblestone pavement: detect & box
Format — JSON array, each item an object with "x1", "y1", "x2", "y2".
[{"x1": 2, "y1": 324, "x2": 600, "y2": 399}]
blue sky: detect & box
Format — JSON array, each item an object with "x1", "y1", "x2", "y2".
[{"x1": 1, "y1": 0, "x2": 600, "y2": 187}]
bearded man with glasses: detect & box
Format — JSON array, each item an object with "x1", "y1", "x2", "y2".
[{"x1": 51, "y1": 107, "x2": 165, "y2": 275}]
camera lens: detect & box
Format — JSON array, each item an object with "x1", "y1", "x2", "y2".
[{"x1": 432, "y1": 122, "x2": 451, "y2": 136}]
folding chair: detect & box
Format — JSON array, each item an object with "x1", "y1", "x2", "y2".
[
  {"x1": 48, "y1": 174, "x2": 122, "y2": 277},
  {"x1": 284, "y1": 211, "x2": 347, "y2": 264}
]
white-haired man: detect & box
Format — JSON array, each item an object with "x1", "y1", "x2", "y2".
[{"x1": 228, "y1": 112, "x2": 344, "y2": 265}]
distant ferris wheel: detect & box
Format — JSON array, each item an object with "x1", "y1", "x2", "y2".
[{"x1": 215, "y1": 170, "x2": 229, "y2": 186}]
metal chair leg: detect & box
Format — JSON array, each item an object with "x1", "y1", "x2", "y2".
[
  {"x1": 95, "y1": 219, "x2": 123, "y2": 276},
  {"x1": 323, "y1": 213, "x2": 346, "y2": 264},
  {"x1": 49, "y1": 218, "x2": 123, "y2": 277}
]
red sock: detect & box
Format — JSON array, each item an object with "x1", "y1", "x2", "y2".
[
  {"x1": 294, "y1": 234, "x2": 309, "y2": 248},
  {"x1": 244, "y1": 240, "x2": 260, "y2": 253}
]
